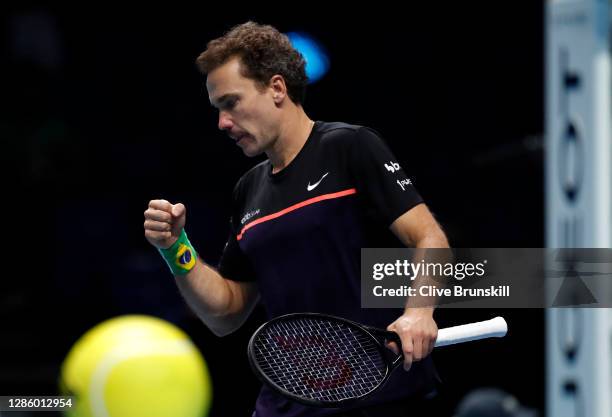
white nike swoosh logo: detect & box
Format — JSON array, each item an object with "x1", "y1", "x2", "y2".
[{"x1": 307, "y1": 172, "x2": 329, "y2": 191}]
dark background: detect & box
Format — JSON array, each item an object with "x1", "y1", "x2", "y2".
[{"x1": 1, "y1": 3, "x2": 544, "y2": 416}]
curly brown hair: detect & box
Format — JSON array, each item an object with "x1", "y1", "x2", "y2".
[{"x1": 196, "y1": 22, "x2": 308, "y2": 105}]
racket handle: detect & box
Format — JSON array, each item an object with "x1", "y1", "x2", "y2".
[{"x1": 434, "y1": 316, "x2": 507, "y2": 347}]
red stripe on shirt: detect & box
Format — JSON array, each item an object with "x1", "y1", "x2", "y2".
[{"x1": 237, "y1": 188, "x2": 357, "y2": 241}]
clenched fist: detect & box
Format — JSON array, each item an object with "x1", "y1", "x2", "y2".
[{"x1": 144, "y1": 199, "x2": 187, "y2": 249}]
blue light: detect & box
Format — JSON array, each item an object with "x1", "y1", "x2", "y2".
[{"x1": 287, "y1": 32, "x2": 330, "y2": 84}]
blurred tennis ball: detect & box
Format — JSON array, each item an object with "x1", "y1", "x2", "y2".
[{"x1": 60, "y1": 315, "x2": 212, "y2": 417}]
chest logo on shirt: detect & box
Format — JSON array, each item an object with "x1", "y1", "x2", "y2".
[
  {"x1": 307, "y1": 172, "x2": 329, "y2": 191},
  {"x1": 241, "y1": 209, "x2": 261, "y2": 225}
]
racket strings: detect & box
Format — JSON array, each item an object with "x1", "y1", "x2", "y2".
[{"x1": 252, "y1": 317, "x2": 387, "y2": 403}]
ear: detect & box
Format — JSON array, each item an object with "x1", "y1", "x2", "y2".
[{"x1": 269, "y1": 75, "x2": 288, "y2": 104}]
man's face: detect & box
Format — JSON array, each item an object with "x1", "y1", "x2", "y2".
[{"x1": 206, "y1": 57, "x2": 279, "y2": 157}]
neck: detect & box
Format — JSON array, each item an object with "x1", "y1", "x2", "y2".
[{"x1": 267, "y1": 107, "x2": 314, "y2": 174}]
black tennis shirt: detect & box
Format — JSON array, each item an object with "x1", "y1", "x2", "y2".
[{"x1": 218, "y1": 121, "x2": 439, "y2": 417}]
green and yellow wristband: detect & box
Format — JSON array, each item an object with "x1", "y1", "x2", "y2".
[{"x1": 158, "y1": 229, "x2": 197, "y2": 275}]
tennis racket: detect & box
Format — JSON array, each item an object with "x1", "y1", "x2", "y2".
[{"x1": 248, "y1": 312, "x2": 507, "y2": 408}]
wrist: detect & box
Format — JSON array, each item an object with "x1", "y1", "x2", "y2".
[
  {"x1": 404, "y1": 306, "x2": 435, "y2": 317},
  {"x1": 158, "y1": 229, "x2": 197, "y2": 275}
]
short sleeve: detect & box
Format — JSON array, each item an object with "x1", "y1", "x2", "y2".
[
  {"x1": 350, "y1": 127, "x2": 423, "y2": 225},
  {"x1": 217, "y1": 223, "x2": 256, "y2": 282},
  {"x1": 217, "y1": 179, "x2": 256, "y2": 282}
]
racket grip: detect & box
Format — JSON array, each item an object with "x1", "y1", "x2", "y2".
[{"x1": 434, "y1": 316, "x2": 507, "y2": 347}]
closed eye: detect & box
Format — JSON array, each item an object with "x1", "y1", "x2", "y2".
[
  {"x1": 222, "y1": 98, "x2": 238, "y2": 111},
  {"x1": 212, "y1": 94, "x2": 239, "y2": 111}
]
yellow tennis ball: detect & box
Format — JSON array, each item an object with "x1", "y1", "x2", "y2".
[{"x1": 60, "y1": 315, "x2": 212, "y2": 417}]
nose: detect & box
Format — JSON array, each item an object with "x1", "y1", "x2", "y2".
[{"x1": 218, "y1": 111, "x2": 234, "y2": 131}]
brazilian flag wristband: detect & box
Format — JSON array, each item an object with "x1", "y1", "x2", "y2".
[{"x1": 158, "y1": 229, "x2": 198, "y2": 275}]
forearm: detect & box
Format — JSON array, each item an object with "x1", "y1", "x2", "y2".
[
  {"x1": 387, "y1": 205, "x2": 449, "y2": 365},
  {"x1": 387, "y1": 233, "x2": 447, "y2": 368},
  {"x1": 174, "y1": 258, "x2": 259, "y2": 336},
  {"x1": 144, "y1": 199, "x2": 259, "y2": 336},
  {"x1": 406, "y1": 225, "x2": 450, "y2": 313}
]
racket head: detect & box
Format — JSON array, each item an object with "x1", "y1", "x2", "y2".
[{"x1": 247, "y1": 312, "x2": 397, "y2": 408}]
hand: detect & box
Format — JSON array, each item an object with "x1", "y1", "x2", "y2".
[
  {"x1": 385, "y1": 308, "x2": 438, "y2": 371},
  {"x1": 144, "y1": 199, "x2": 186, "y2": 249}
]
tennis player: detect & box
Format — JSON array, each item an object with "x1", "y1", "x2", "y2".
[{"x1": 144, "y1": 21, "x2": 449, "y2": 417}]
